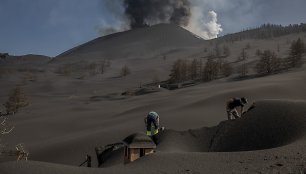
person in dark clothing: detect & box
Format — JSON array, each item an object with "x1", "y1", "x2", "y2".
[
  {"x1": 144, "y1": 111, "x2": 160, "y2": 136},
  {"x1": 226, "y1": 97, "x2": 248, "y2": 120}
]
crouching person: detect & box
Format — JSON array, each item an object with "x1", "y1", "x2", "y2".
[
  {"x1": 226, "y1": 97, "x2": 248, "y2": 120},
  {"x1": 144, "y1": 111, "x2": 160, "y2": 144},
  {"x1": 145, "y1": 111, "x2": 160, "y2": 136}
]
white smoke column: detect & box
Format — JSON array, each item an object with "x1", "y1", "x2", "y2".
[
  {"x1": 96, "y1": 0, "x2": 131, "y2": 36},
  {"x1": 185, "y1": 7, "x2": 223, "y2": 39}
]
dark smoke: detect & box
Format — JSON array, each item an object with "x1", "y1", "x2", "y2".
[{"x1": 123, "y1": 0, "x2": 191, "y2": 28}]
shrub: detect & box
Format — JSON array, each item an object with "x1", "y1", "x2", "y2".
[
  {"x1": 223, "y1": 45, "x2": 231, "y2": 57},
  {"x1": 121, "y1": 65, "x2": 131, "y2": 77},
  {"x1": 169, "y1": 59, "x2": 188, "y2": 83},
  {"x1": 4, "y1": 86, "x2": 29, "y2": 114},
  {"x1": 202, "y1": 58, "x2": 220, "y2": 81},
  {"x1": 221, "y1": 61, "x2": 233, "y2": 77},
  {"x1": 287, "y1": 38, "x2": 305, "y2": 68},
  {"x1": 237, "y1": 63, "x2": 248, "y2": 77},
  {"x1": 255, "y1": 50, "x2": 281, "y2": 75}
]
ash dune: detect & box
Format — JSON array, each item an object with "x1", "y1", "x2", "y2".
[
  {"x1": 159, "y1": 100, "x2": 306, "y2": 153},
  {"x1": 208, "y1": 100, "x2": 306, "y2": 152},
  {"x1": 1, "y1": 100, "x2": 306, "y2": 174},
  {"x1": 1, "y1": 23, "x2": 306, "y2": 174}
]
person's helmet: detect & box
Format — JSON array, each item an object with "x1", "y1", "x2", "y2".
[
  {"x1": 241, "y1": 97, "x2": 248, "y2": 104},
  {"x1": 149, "y1": 111, "x2": 159, "y2": 118}
]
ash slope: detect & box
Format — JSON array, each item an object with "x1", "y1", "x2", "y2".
[
  {"x1": 1, "y1": 100, "x2": 306, "y2": 174},
  {"x1": 158, "y1": 100, "x2": 306, "y2": 153},
  {"x1": 0, "y1": 54, "x2": 50, "y2": 67},
  {"x1": 53, "y1": 24, "x2": 204, "y2": 63}
]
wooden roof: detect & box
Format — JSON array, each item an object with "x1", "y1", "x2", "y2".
[{"x1": 123, "y1": 132, "x2": 156, "y2": 148}]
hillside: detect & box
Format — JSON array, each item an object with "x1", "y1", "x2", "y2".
[
  {"x1": 43, "y1": 24, "x2": 306, "y2": 93},
  {"x1": 53, "y1": 23, "x2": 306, "y2": 64},
  {"x1": 1, "y1": 23, "x2": 306, "y2": 174},
  {"x1": 52, "y1": 24, "x2": 204, "y2": 63},
  {"x1": 0, "y1": 54, "x2": 50, "y2": 65},
  {"x1": 220, "y1": 23, "x2": 306, "y2": 42}
]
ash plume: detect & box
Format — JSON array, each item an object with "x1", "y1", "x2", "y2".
[
  {"x1": 185, "y1": 10, "x2": 223, "y2": 39},
  {"x1": 98, "y1": 0, "x2": 223, "y2": 39},
  {"x1": 124, "y1": 0, "x2": 191, "y2": 28}
]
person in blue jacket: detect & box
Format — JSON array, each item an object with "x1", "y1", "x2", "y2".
[{"x1": 144, "y1": 111, "x2": 160, "y2": 136}]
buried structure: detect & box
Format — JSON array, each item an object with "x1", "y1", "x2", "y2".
[
  {"x1": 95, "y1": 132, "x2": 156, "y2": 166},
  {"x1": 123, "y1": 132, "x2": 156, "y2": 163}
]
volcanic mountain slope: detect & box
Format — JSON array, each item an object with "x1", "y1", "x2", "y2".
[
  {"x1": 2, "y1": 24, "x2": 303, "y2": 93},
  {"x1": 53, "y1": 24, "x2": 204, "y2": 63},
  {"x1": 52, "y1": 23, "x2": 306, "y2": 66},
  {"x1": 44, "y1": 24, "x2": 306, "y2": 97}
]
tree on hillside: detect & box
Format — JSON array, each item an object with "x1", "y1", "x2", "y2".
[
  {"x1": 287, "y1": 38, "x2": 305, "y2": 68},
  {"x1": 245, "y1": 43, "x2": 251, "y2": 49},
  {"x1": 169, "y1": 59, "x2": 188, "y2": 83},
  {"x1": 4, "y1": 86, "x2": 29, "y2": 115},
  {"x1": 236, "y1": 48, "x2": 249, "y2": 77},
  {"x1": 239, "y1": 48, "x2": 248, "y2": 61},
  {"x1": 180, "y1": 60, "x2": 188, "y2": 81},
  {"x1": 105, "y1": 59, "x2": 111, "y2": 67},
  {"x1": 221, "y1": 61, "x2": 233, "y2": 77},
  {"x1": 198, "y1": 59, "x2": 203, "y2": 77},
  {"x1": 1, "y1": 86, "x2": 29, "y2": 161},
  {"x1": 214, "y1": 45, "x2": 221, "y2": 58},
  {"x1": 223, "y1": 45, "x2": 231, "y2": 57},
  {"x1": 256, "y1": 49, "x2": 262, "y2": 57},
  {"x1": 89, "y1": 62, "x2": 99, "y2": 76},
  {"x1": 121, "y1": 65, "x2": 131, "y2": 77},
  {"x1": 88, "y1": 61, "x2": 109, "y2": 76},
  {"x1": 57, "y1": 64, "x2": 72, "y2": 76},
  {"x1": 99, "y1": 61, "x2": 106, "y2": 74},
  {"x1": 237, "y1": 62, "x2": 248, "y2": 78},
  {"x1": 255, "y1": 50, "x2": 281, "y2": 75},
  {"x1": 220, "y1": 23, "x2": 306, "y2": 42},
  {"x1": 202, "y1": 58, "x2": 219, "y2": 81},
  {"x1": 189, "y1": 58, "x2": 199, "y2": 80}
]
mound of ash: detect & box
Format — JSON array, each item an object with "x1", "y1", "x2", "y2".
[
  {"x1": 92, "y1": 100, "x2": 306, "y2": 168},
  {"x1": 158, "y1": 100, "x2": 306, "y2": 152}
]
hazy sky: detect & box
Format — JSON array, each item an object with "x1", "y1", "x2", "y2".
[{"x1": 0, "y1": 0, "x2": 305, "y2": 57}]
